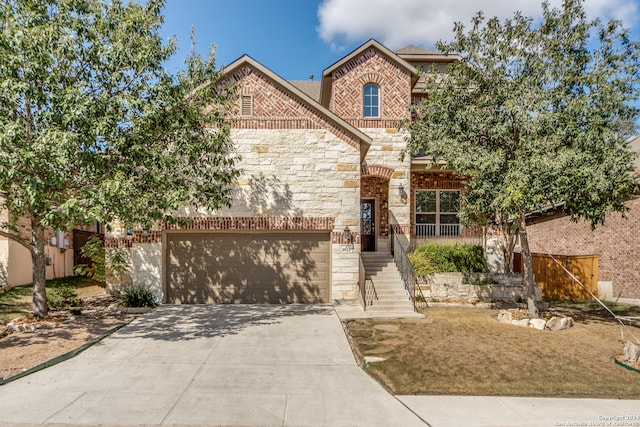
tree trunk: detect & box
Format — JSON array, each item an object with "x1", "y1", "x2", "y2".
[
  {"x1": 518, "y1": 216, "x2": 539, "y2": 318},
  {"x1": 497, "y1": 214, "x2": 516, "y2": 274},
  {"x1": 31, "y1": 222, "x2": 48, "y2": 319}
]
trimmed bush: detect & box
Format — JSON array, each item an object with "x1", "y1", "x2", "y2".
[
  {"x1": 410, "y1": 242, "x2": 485, "y2": 274},
  {"x1": 47, "y1": 284, "x2": 83, "y2": 309}
]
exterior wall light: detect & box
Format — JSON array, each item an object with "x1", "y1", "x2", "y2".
[
  {"x1": 343, "y1": 225, "x2": 352, "y2": 243},
  {"x1": 398, "y1": 183, "x2": 408, "y2": 204}
]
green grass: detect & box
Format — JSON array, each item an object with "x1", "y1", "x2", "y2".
[
  {"x1": 0, "y1": 277, "x2": 104, "y2": 325},
  {"x1": 344, "y1": 304, "x2": 640, "y2": 398}
]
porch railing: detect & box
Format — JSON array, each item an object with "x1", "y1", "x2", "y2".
[
  {"x1": 414, "y1": 223, "x2": 460, "y2": 237},
  {"x1": 412, "y1": 224, "x2": 484, "y2": 249},
  {"x1": 358, "y1": 253, "x2": 378, "y2": 310},
  {"x1": 390, "y1": 225, "x2": 420, "y2": 311}
]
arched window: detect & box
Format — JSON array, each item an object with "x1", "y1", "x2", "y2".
[{"x1": 363, "y1": 84, "x2": 379, "y2": 117}]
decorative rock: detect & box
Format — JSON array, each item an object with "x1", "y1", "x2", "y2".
[
  {"x1": 529, "y1": 318, "x2": 547, "y2": 330},
  {"x1": 364, "y1": 356, "x2": 387, "y2": 364},
  {"x1": 623, "y1": 341, "x2": 640, "y2": 364},
  {"x1": 512, "y1": 319, "x2": 529, "y2": 327},
  {"x1": 7, "y1": 323, "x2": 36, "y2": 332},
  {"x1": 497, "y1": 310, "x2": 513, "y2": 324},
  {"x1": 560, "y1": 317, "x2": 574, "y2": 330},
  {"x1": 546, "y1": 317, "x2": 562, "y2": 331}
]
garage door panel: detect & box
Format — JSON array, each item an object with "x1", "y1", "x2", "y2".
[
  {"x1": 246, "y1": 234, "x2": 329, "y2": 303},
  {"x1": 168, "y1": 234, "x2": 249, "y2": 304},
  {"x1": 167, "y1": 233, "x2": 330, "y2": 304}
]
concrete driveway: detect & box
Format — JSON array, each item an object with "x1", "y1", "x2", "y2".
[{"x1": 0, "y1": 305, "x2": 427, "y2": 427}]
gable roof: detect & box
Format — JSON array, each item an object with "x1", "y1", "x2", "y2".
[
  {"x1": 319, "y1": 39, "x2": 418, "y2": 107},
  {"x1": 289, "y1": 80, "x2": 321, "y2": 102},
  {"x1": 222, "y1": 55, "x2": 371, "y2": 161}
]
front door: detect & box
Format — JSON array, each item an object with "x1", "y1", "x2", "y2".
[{"x1": 360, "y1": 200, "x2": 375, "y2": 252}]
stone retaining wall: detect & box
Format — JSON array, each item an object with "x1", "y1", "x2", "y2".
[{"x1": 416, "y1": 272, "x2": 541, "y2": 303}]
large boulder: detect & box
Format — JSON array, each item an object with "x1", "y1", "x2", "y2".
[
  {"x1": 546, "y1": 316, "x2": 573, "y2": 331},
  {"x1": 546, "y1": 317, "x2": 562, "y2": 331},
  {"x1": 560, "y1": 317, "x2": 574, "y2": 330},
  {"x1": 529, "y1": 318, "x2": 546, "y2": 330},
  {"x1": 497, "y1": 310, "x2": 513, "y2": 324}
]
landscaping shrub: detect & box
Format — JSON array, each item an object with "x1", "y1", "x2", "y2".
[
  {"x1": 408, "y1": 252, "x2": 436, "y2": 276},
  {"x1": 47, "y1": 284, "x2": 83, "y2": 309},
  {"x1": 118, "y1": 285, "x2": 156, "y2": 308},
  {"x1": 74, "y1": 235, "x2": 131, "y2": 284},
  {"x1": 410, "y1": 242, "x2": 485, "y2": 274}
]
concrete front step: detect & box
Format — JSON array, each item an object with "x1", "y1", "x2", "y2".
[
  {"x1": 366, "y1": 304, "x2": 415, "y2": 312},
  {"x1": 368, "y1": 300, "x2": 413, "y2": 308},
  {"x1": 360, "y1": 252, "x2": 417, "y2": 316},
  {"x1": 367, "y1": 274, "x2": 405, "y2": 280}
]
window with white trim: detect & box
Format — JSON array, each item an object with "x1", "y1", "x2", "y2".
[
  {"x1": 415, "y1": 190, "x2": 460, "y2": 236},
  {"x1": 363, "y1": 84, "x2": 379, "y2": 117}
]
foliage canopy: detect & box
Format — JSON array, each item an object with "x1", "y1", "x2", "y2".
[
  {"x1": 0, "y1": 0, "x2": 239, "y2": 317},
  {"x1": 407, "y1": 0, "x2": 640, "y2": 316}
]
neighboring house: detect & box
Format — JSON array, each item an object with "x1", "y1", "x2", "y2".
[
  {"x1": 103, "y1": 39, "x2": 479, "y2": 305},
  {"x1": 525, "y1": 137, "x2": 640, "y2": 304},
  {"x1": 0, "y1": 205, "x2": 100, "y2": 288}
]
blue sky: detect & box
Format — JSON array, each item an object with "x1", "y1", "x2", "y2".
[{"x1": 159, "y1": 0, "x2": 640, "y2": 81}]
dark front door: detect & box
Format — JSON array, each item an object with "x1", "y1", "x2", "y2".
[{"x1": 360, "y1": 200, "x2": 375, "y2": 252}]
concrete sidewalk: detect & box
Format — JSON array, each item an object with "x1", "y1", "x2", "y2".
[
  {"x1": 0, "y1": 305, "x2": 426, "y2": 427},
  {"x1": 399, "y1": 395, "x2": 640, "y2": 427}
]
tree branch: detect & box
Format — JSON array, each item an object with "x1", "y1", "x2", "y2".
[{"x1": 0, "y1": 228, "x2": 34, "y2": 255}]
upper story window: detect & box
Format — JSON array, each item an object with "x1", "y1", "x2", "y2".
[{"x1": 363, "y1": 84, "x2": 379, "y2": 117}]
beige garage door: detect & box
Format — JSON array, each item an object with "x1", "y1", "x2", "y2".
[{"x1": 166, "y1": 232, "x2": 330, "y2": 304}]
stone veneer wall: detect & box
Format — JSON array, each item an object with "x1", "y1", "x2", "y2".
[
  {"x1": 526, "y1": 197, "x2": 640, "y2": 300},
  {"x1": 417, "y1": 273, "x2": 540, "y2": 304},
  {"x1": 107, "y1": 127, "x2": 362, "y2": 301}
]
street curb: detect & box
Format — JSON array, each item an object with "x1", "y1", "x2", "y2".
[{"x1": 0, "y1": 320, "x2": 133, "y2": 386}]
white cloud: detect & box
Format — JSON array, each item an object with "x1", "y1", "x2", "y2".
[{"x1": 317, "y1": 0, "x2": 639, "y2": 51}]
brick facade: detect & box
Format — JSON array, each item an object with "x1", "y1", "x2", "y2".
[
  {"x1": 526, "y1": 197, "x2": 640, "y2": 299},
  {"x1": 106, "y1": 217, "x2": 349, "y2": 248},
  {"x1": 225, "y1": 66, "x2": 362, "y2": 149},
  {"x1": 328, "y1": 48, "x2": 412, "y2": 127}
]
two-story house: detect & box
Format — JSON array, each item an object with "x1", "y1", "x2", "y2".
[{"x1": 105, "y1": 39, "x2": 471, "y2": 310}]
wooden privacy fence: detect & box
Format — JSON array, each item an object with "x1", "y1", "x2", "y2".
[{"x1": 514, "y1": 253, "x2": 598, "y2": 300}]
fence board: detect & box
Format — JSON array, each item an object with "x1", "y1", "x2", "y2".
[{"x1": 514, "y1": 253, "x2": 598, "y2": 300}]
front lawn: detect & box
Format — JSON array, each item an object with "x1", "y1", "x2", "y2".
[
  {"x1": 344, "y1": 304, "x2": 640, "y2": 398},
  {"x1": 0, "y1": 277, "x2": 104, "y2": 325}
]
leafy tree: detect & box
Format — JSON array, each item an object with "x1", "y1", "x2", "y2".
[
  {"x1": 0, "y1": 0, "x2": 239, "y2": 318},
  {"x1": 407, "y1": 0, "x2": 640, "y2": 317}
]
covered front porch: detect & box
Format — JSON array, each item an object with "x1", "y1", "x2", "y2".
[{"x1": 359, "y1": 165, "x2": 483, "y2": 253}]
